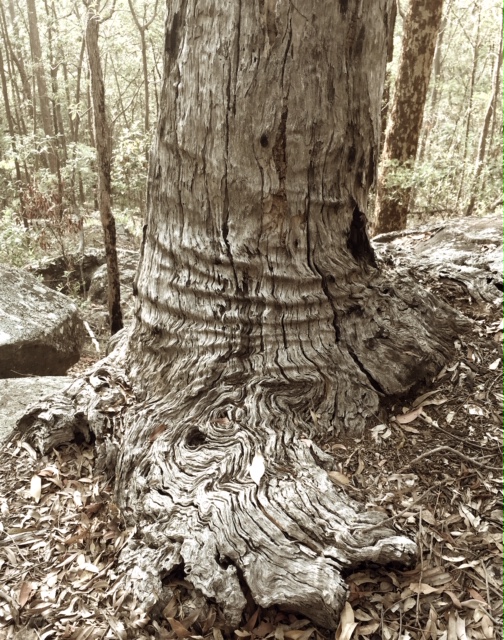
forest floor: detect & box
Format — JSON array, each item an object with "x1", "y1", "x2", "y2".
[{"x1": 0, "y1": 220, "x2": 502, "y2": 640}]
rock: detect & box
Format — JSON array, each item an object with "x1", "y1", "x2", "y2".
[
  {"x1": 27, "y1": 248, "x2": 104, "y2": 295},
  {"x1": 0, "y1": 376, "x2": 74, "y2": 441},
  {"x1": 373, "y1": 214, "x2": 503, "y2": 304},
  {"x1": 88, "y1": 250, "x2": 138, "y2": 304},
  {"x1": 0, "y1": 265, "x2": 86, "y2": 377},
  {"x1": 28, "y1": 249, "x2": 139, "y2": 306}
]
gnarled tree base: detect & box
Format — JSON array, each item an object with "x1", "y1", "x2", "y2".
[
  {"x1": 15, "y1": 358, "x2": 417, "y2": 629},
  {"x1": 13, "y1": 275, "x2": 469, "y2": 629}
]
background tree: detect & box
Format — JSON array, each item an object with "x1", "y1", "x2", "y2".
[
  {"x1": 26, "y1": 0, "x2": 58, "y2": 174},
  {"x1": 84, "y1": 0, "x2": 123, "y2": 334},
  {"x1": 373, "y1": 0, "x2": 445, "y2": 234},
  {"x1": 19, "y1": 0, "x2": 466, "y2": 628},
  {"x1": 464, "y1": 17, "x2": 503, "y2": 216}
]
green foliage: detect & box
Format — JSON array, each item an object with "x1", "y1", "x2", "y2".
[
  {"x1": 0, "y1": 0, "x2": 162, "y2": 267},
  {"x1": 112, "y1": 125, "x2": 150, "y2": 215},
  {"x1": 0, "y1": 209, "x2": 35, "y2": 267}
]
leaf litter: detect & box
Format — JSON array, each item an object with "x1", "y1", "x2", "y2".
[{"x1": 0, "y1": 250, "x2": 502, "y2": 639}]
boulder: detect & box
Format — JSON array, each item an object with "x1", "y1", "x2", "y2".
[
  {"x1": 28, "y1": 248, "x2": 139, "y2": 305},
  {"x1": 27, "y1": 248, "x2": 104, "y2": 295},
  {"x1": 0, "y1": 265, "x2": 86, "y2": 377},
  {"x1": 0, "y1": 376, "x2": 74, "y2": 441},
  {"x1": 88, "y1": 250, "x2": 138, "y2": 304},
  {"x1": 373, "y1": 214, "x2": 503, "y2": 304}
]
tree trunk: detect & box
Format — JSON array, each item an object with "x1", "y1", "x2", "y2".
[
  {"x1": 26, "y1": 0, "x2": 58, "y2": 173},
  {"x1": 416, "y1": 12, "x2": 448, "y2": 165},
  {"x1": 0, "y1": 2, "x2": 33, "y2": 121},
  {"x1": 380, "y1": 0, "x2": 397, "y2": 152},
  {"x1": 16, "y1": 0, "x2": 467, "y2": 629},
  {"x1": 373, "y1": 0, "x2": 444, "y2": 234},
  {"x1": 85, "y1": 5, "x2": 123, "y2": 334},
  {"x1": 454, "y1": 1, "x2": 481, "y2": 211},
  {"x1": 0, "y1": 37, "x2": 25, "y2": 225},
  {"x1": 126, "y1": 0, "x2": 159, "y2": 133},
  {"x1": 464, "y1": 18, "x2": 503, "y2": 217}
]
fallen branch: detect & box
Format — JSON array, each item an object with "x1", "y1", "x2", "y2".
[{"x1": 399, "y1": 445, "x2": 501, "y2": 472}]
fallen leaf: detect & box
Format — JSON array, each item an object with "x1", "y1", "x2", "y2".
[
  {"x1": 20, "y1": 441, "x2": 37, "y2": 459},
  {"x1": 243, "y1": 607, "x2": 260, "y2": 632},
  {"x1": 468, "y1": 589, "x2": 487, "y2": 603},
  {"x1": 284, "y1": 630, "x2": 314, "y2": 640},
  {"x1": 400, "y1": 424, "x2": 420, "y2": 434},
  {"x1": 447, "y1": 610, "x2": 457, "y2": 640},
  {"x1": 18, "y1": 581, "x2": 33, "y2": 607},
  {"x1": 328, "y1": 471, "x2": 350, "y2": 486},
  {"x1": 480, "y1": 613, "x2": 494, "y2": 638},
  {"x1": 409, "y1": 582, "x2": 439, "y2": 595},
  {"x1": 412, "y1": 390, "x2": 440, "y2": 407},
  {"x1": 356, "y1": 621, "x2": 379, "y2": 636},
  {"x1": 421, "y1": 510, "x2": 436, "y2": 525},
  {"x1": 488, "y1": 357, "x2": 501, "y2": 370},
  {"x1": 455, "y1": 613, "x2": 468, "y2": 640},
  {"x1": 394, "y1": 407, "x2": 423, "y2": 424},
  {"x1": 445, "y1": 591, "x2": 462, "y2": 608},
  {"x1": 30, "y1": 475, "x2": 42, "y2": 503},
  {"x1": 167, "y1": 617, "x2": 192, "y2": 638},
  {"x1": 335, "y1": 602, "x2": 357, "y2": 640}
]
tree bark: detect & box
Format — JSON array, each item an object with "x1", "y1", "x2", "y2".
[
  {"x1": 26, "y1": 0, "x2": 58, "y2": 173},
  {"x1": 373, "y1": 0, "x2": 445, "y2": 234},
  {"x1": 85, "y1": 3, "x2": 123, "y2": 334},
  {"x1": 454, "y1": 1, "x2": 482, "y2": 211},
  {"x1": 0, "y1": 37, "x2": 25, "y2": 225},
  {"x1": 126, "y1": 0, "x2": 159, "y2": 133},
  {"x1": 15, "y1": 0, "x2": 467, "y2": 629},
  {"x1": 464, "y1": 18, "x2": 503, "y2": 217},
  {"x1": 380, "y1": 0, "x2": 397, "y2": 152}
]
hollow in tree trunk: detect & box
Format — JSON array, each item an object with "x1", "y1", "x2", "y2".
[{"x1": 16, "y1": 0, "x2": 467, "y2": 628}]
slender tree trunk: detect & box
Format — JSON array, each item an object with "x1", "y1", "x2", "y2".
[
  {"x1": 85, "y1": 5, "x2": 123, "y2": 334},
  {"x1": 0, "y1": 38, "x2": 25, "y2": 225},
  {"x1": 0, "y1": 2, "x2": 33, "y2": 121},
  {"x1": 126, "y1": 0, "x2": 159, "y2": 133},
  {"x1": 46, "y1": 0, "x2": 68, "y2": 165},
  {"x1": 17, "y1": 0, "x2": 466, "y2": 629},
  {"x1": 465, "y1": 19, "x2": 503, "y2": 217},
  {"x1": 488, "y1": 6, "x2": 504, "y2": 155},
  {"x1": 417, "y1": 13, "x2": 448, "y2": 164},
  {"x1": 455, "y1": 2, "x2": 481, "y2": 210},
  {"x1": 70, "y1": 37, "x2": 86, "y2": 206},
  {"x1": 26, "y1": 0, "x2": 58, "y2": 173},
  {"x1": 380, "y1": 0, "x2": 397, "y2": 152},
  {"x1": 373, "y1": 0, "x2": 445, "y2": 234}
]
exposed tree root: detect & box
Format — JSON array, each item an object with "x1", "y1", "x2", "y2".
[{"x1": 14, "y1": 353, "x2": 418, "y2": 629}]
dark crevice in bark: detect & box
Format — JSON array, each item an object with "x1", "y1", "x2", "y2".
[
  {"x1": 347, "y1": 346, "x2": 385, "y2": 395},
  {"x1": 492, "y1": 279, "x2": 503, "y2": 292},
  {"x1": 232, "y1": 0, "x2": 242, "y2": 115},
  {"x1": 319, "y1": 275, "x2": 341, "y2": 342},
  {"x1": 222, "y1": 62, "x2": 240, "y2": 294},
  {"x1": 165, "y1": 0, "x2": 187, "y2": 61},
  {"x1": 272, "y1": 105, "x2": 288, "y2": 192},
  {"x1": 347, "y1": 206, "x2": 377, "y2": 267}
]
